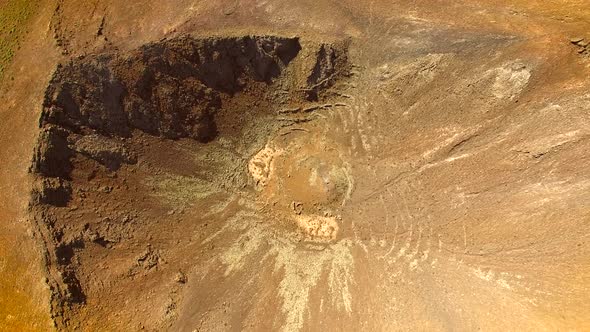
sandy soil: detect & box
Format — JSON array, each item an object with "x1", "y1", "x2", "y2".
[{"x1": 1, "y1": 0, "x2": 590, "y2": 331}]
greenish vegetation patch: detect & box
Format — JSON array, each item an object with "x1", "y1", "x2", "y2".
[{"x1": 0, "y1": 0, "x2": 35, "y2": 79}]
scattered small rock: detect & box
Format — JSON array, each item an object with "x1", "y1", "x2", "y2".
[
  {"x1": 98, "y1": 185, "x2": 113, "y2": 193},
  {"x1": 570, "y1": 36, "x2": 589, "y2": 56},
  {"x1": 174, "y1": 271, "x2": 187, "y2": 284},
  {"x1": 135, "y1": 246, "x2": 161, "y2": 270}
]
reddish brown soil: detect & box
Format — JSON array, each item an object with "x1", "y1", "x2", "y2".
[{"x1": 1, "y1": 1, "x2": 590, "y2": 331}]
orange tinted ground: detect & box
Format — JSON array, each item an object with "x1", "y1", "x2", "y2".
[
  {"x1": 0, "y1": 0, "x2": 589, "y2": 330},
  {"x1": 0, "y1": 1, "x2": 56, "y2": 330}
]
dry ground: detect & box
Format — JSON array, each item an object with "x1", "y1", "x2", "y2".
[{"x1": 1, "y1": 0, "x2": 590, "y2": 331}]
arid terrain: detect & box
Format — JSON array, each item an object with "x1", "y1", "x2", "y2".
[{"x1": 1, "y1": 0, "x2": 590, "y2": 331}]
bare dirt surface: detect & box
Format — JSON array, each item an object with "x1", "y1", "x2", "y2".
[{"x1": 1, "y1": 0, "x2": 590, "y2": 331}]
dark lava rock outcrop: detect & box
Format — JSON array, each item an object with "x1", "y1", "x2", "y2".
[{"x1": 31, "y1": 35, "x2": 305, "y2": 208}]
